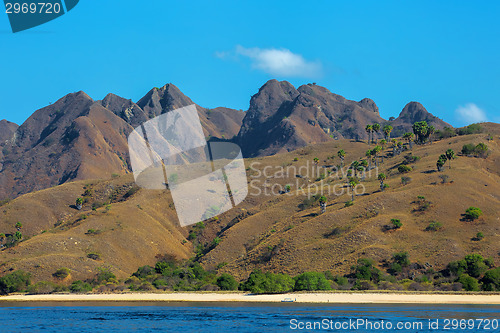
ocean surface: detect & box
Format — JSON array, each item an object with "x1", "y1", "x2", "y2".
[{"x1": 0, "y1": 302, "x2": 499, "y2": 332}]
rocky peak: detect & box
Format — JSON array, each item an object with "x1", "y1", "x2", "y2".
[
  {"x1": 358, "y1": 98, "x2": 379, "y2": 114},
  {"x1": 136, "y1": 83, "x2": 194, "y2": 118}
]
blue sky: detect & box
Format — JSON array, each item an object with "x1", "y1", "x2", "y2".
[{"x1": 1, "y1": 1, "x2": 499, "y2": 127}]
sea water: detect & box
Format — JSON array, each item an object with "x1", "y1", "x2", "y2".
[{"x1": 0, "y1": 302, "x2": 499, "y2": 332}]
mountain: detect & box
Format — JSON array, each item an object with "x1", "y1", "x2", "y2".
[
  {"x1": 0, "y1": 92, "x2": 132, "y2": 200},
  {"x1": 390, "y1": 102, "x2": 452, "y2": 137},
  {"x1": 0, "y1": 85, "x2": 244, "y2": 201},
  {"x1": 0, "y1": 120, "x2": 19, "y2": 172},
  {"x1": 236, "y1": 80, "x2": 450, "y2": 157},
  {"x1": 0, "y1": 119, "x2": 18, "y2": 142},
  {"x1": 0, "y1": 80, "x2": 451, "y2": 201}
]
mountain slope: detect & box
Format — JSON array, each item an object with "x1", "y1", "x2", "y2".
[
  {"x1": 0, "y1": 85, "x2": 244, "y2": 201},
  {"x1": 1, "y1": 126, "x2": 499, "y2": 283}
]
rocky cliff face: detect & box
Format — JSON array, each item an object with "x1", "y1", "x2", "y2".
[
  {"x1": 236, "y1": 81, "x2": 387, "y2": 157},
  {"x1": 0, "y1": 85, "x2": 244, "y2": 200}
]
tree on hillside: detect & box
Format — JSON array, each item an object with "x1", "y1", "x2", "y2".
[
  {"x1": 475, "y1": 142, "x2": 489, "y2": 158},
  {"x1": 372, "y1": 145, "x2": 382, "y2": 167},
  {"x1": 76, "y1": 197, "x2": 83, "y2": 210},
  {"x1": 351, "y1": 161, "x2": 360, "y2": 177},
  {"x1": 391, "y1": 139, "x2": 398, "y2": 156},
  {"x1": 379, "y1": 139, "x2": 387, "y2": 151},
  {"x1": 412, "y1": 121, "x2": 429, "y2": 144},
  {"x1": 349, "y1": 180, "x2": 358, "y2": 201},
  {"x1": 378, "y1": 173, "x2": 387, "y2": 192},
  {"x1": 337, "y1": 150, "x2": 346, "y2": 167},
  {"x1": 428, "y1": 125, "x2": 435, "y2": 143},
  {"x1": 403, "y1": 132, "x2": 415, "y2": 149},
  {"x1": 445, "y1": 149, "x2": 456, "y2": 169},
  {"x1": 437, "y1": 154, "x2": 447, "y2": 172},
  {"x1": 365, "y1": 125, "x2": 373, "y2": 144},
  {"x1": 366, "y1": 150, "x2": 373, "y2": 170},
  {"x1": 15, "y1": 222, "x2": 22, "y2": 231},
  {"x1": 383, "y1": 125, "x2": 393, "y2": 141},
  {"x1": 313, "y1": 157, "x2": 319, "y2": 166},
  {"x1": 372, "y1": 123, "x2": 381, "y2": 144},
  {"x1": 319, "y1": 196, "x2": 327, "y2": 214}
]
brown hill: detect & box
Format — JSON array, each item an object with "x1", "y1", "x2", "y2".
[
  {"x1": 1, "y1": 125, "x2": 499, "y2": 283},
  {"x1": 205, "y1": 128, "x2": 500, "y2": 280}
]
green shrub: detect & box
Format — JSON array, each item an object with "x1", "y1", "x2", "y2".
[
  {"x1": 458, "y1": 274, "x2": 480, "y2": 291},
  {"x1": 456, "y1": 124, "x2": 482, "y2": 135},
  {"x1": 464, "y1": 207, "x2": 483, "y2": 221},
  {"x1": 426, "y1": 221, "x2": 443, "y2": 231},
  {"x1": 52, "y1": 268, "x2": 70, "y2": 279},
  {"x1": 294, "y1": 272, "x2": 331, "y2": 291},
  {"x1": 393, "y1": 252, "x2": 410, "y2": 267},
  {"x1": 95, "y1": 267, "x2": 116, "y2": 284},
  {"x1": 482, "y1": 268, "x2": 500, "y2": 291},
  {"x1": 133, "y1": 265, "x2": 156, "y2": 279},
  {"x1": 239, "y1": 270, "x2": 294, "y2": 294},
  {"x1": 391, "y1": 219, "x2": 403, "y2": 229},
  {"x1": 216, "y1": 273, "x2": 238, "y2": 291},
  {"x1": 461, "y1": 143, "x2": 476, "y2": 155},
  {"x1": 70, "y1": 280, "x2": 92, "y2": 293},
  {"x1": 28, "y1": 281, "x2": 59, "y2": 294},
  {"x1": 476, "y1": 232, "x2": 484, "y2": 240},
  {"x1": 344, "y1": 200, "x2": 354, "y2": 207},
  {"x1": 351, "y1": 258, "x2": 382, "y2": 282},
  {"x1": 401, "y1": 176, "x2": 411, "y2": 185},
  {"x1": 398, "y1": 165, "x2": 412, "y2": 173},
  {"x1": 0, "y1": 270, "x2": 31, "y2": 294}
]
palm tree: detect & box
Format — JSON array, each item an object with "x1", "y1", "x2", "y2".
[
  {"x1": 379, "y1": 139, "x2": 387, "y2": 151},
  {"x1": 349, "y1": 180, "x2": 358, "y2": 201},
  {"x1": 378, "y1": 173, "x2": 387, "y2": 191},
  {"x1": 15, "y1": 222, "x2": 22, "y2": 231},
  {"x1": 319, "y1": 196, "x2": 327, "y2": 214},
  {"x1": 337, "y1": 149, "x2": 346, "y2": 167},
  {"x1": 445, "y1": 149, "x2": 456, "y2": 169},
  {"x1": 366, "y1": 150, "x2": 373, "y2": 170},
  {"x1": 428, "y1": 126, "x2": 435, "y2": 143},
  {"x1": 76, "y1": 197, "x2": 83, "y2": 210},
  {"x1": 391, "y1": 138, "x2": 397, "y2": 156},
  {"x1": 403, "y1": 132, "x2": 415, "y2": 149},
  {"x1": 412, "y1": 121, "x2": 429, "y2": 144},
  {"x1": 372, "y1": 123, "x2": 381, "y2": 143},
  {"x1": 383, "y1": 125, "x2": 393, "y2": 141},
  {"x1": 397, "y1": 141, "x2": 403, "y2": 154},
  {"x1": 365, "y1": 125, "x2": 373, "y2": 144},
  {"x1": 437, "y1": 156, "x2": 446, "y2": 172},
  {"x1": 351, "y1": 160, "x2": 360, "y2": 177}
]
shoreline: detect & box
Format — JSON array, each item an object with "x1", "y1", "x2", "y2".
[{"x1": 2, "y1": 292, "x2": 500, "y2": 304}]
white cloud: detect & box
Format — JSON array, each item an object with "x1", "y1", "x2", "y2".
[
  {"x1": 229, "y1": 45, "x2": 322, "y2": 78},
  {"x1": 455, "y1": 103, "x2": 488, "y2": 124}
]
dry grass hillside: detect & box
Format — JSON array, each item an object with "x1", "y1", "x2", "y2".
[{"x1": 0, "y1": 123, "x2": 499, "y2": 283}]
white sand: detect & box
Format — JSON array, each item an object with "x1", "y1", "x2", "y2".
[{"x1": 1, "y1": 292, "x2": 500, "y2": 304}]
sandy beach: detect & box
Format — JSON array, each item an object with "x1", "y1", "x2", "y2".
[{"x1": 1, "y1": 292, "x2": 500, "y2": 304}]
